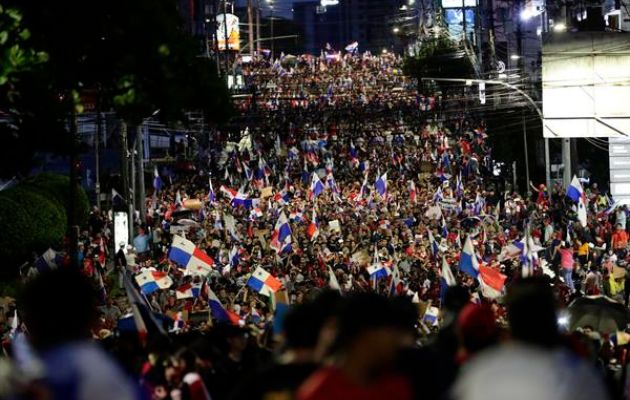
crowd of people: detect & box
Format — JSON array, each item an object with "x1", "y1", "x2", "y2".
[{"x1": 1, "y1": 50, "x2": 629, "y2": 399}]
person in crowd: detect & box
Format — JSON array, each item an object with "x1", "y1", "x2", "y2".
[
  {"x1": 452, "y1": 278, "x2": 609, "y2": 400},
  {"x1": 297, "y1": 293, "x2": 412, "y2": 400},
  {"x1": 18, "y1": 269, "x2": 140, "y2": 400}
]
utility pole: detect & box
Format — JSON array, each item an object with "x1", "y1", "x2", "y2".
[
  {"x1": 136, "y1": 125, "x2": 146, "y2": 225},
  {"x1": 95, "y1": 103, "x2": 101, "y2": 210},
  {"x1": 522, "y1": 111, "x2": 530, "y2": 189},
  {"x1": 130, "y1": 132, "x2": 136, "y2": 242},
  {"x1": 270, "y1": 1, "x2": 275, "y2": 60},
  {"x1": 223, "y1": 0, "x2": 230, "y2": 74},
  {"x1": 256, "y1": 0, "x2": 261, "y2": 55},
  {"x1": 562, "y1": 139, "x2": 573, "y2": 189},
  {"x1": 248, "y1": 0, "x2": 255, "y2": 57},
  {"x1": 120, "y1": 121, "x2": 133, "y2": 244}
]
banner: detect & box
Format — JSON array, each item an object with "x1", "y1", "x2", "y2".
[{"x1": 216, "y1": 14, "x2": 240, "y2": 51}]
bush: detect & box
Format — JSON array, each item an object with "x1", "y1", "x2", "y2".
[
  {"x1": 0, "y1": 195, "x2": 37, "y2": 263},
  {"x1": 0, "y1": 186, "x2": 68, "y2": 252},
  {"x1": 24, "y1": 172, "x2": 89, "y2": 227},
  {"x1": 0, "y1": 172, "x2": 89, "y2": 276}
]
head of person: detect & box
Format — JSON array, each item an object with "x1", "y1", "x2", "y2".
[
  {"x1": 332, "y1": 293, "x2": 402, "y2": 374},
  {"x1": 505, "y1": 277, "x2": 559, "y2": 348},
  {"x1": 20, "y1": 268, "x2": 98, "y2": 352},
  {"x1": 457, "y1": 303, "x2": 499, "y2": 356}
]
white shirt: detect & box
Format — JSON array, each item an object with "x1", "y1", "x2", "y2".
[{"x1": 453, "y1": 342, "x2": 608, "y2": 400}]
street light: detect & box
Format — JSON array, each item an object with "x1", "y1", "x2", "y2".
[
  {"x1": 554, "y1": 23, "x2": 567, "y2": 32},
  {"x1": 393, "y1": 27, "x2": 400, "y2": 33},
  {"x1": 510, "y1": 54, "x2": 520, "y2": 60}
]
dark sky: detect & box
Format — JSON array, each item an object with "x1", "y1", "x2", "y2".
[{"x1": 236, "y1": 0, "x2": 313, "y2": 19}]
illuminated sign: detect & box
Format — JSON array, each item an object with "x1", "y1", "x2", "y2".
[
  {"x1": 217, "y1": 14, "x2": 240, "y2": 51},
  {"x1": 114, "y1": 212, "x2": 129, "y2": 252}
]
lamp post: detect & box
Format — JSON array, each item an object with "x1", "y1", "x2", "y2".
[{"x1": 268, "y1": 0, "x2": 275, "y2": 60}]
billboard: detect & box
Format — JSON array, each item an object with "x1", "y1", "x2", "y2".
[
  {"x1": 542, "y1": 32, "x2": 630, "y2": 138},
  {"x1": 217, "y1": 14, "x2": 240, "y2": 51}
]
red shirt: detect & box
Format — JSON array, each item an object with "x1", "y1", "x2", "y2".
[{"x1": 298, "y1": 367, "x2": 412, "y2": 400}]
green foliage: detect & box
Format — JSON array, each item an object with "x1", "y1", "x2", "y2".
[
  {"x1": 403, "y1": 37, "x2": 474, "y2": 83},
  {"x1": 0, "y1": 0, "x2": 232, "y2": 178},
  {"x1": 0, "y1": 6, "x2": 48, "y2": 86},
  {"x1": 25, "y1": 173, "x2": 90, "y2": 228},
  {"x1": 0, "y1": 172, "x2": 91, "y2": 274},
  {"x1": 0, "y1": 184, "x2": 67, "y2": 273}
]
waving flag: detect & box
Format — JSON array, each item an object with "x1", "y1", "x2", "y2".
[
  {"x1": 345, "y1": 41, "x2": 359, "y2": 52},
  {"x1": 169, "y1": 235, "x2": 214, "y2": 275},
  {"x1": 409, "y1": 181, "x2": 417, "y2": 203},
  {"x1": 374, "y1": 172, "x2": 388, "y2": 197},
  {"x1": 247, "y1": 267, "x2": 283, "y2": 296},
  {"x1": 135, "y1": 270, "x2": 173, "y2": 295},
  {"x1": 388, "y1": 264, "x2": 404, "y2": 296},
  {"x1": 566, "y1": 175, "x2": 584, "y2": 203},
  {"x1": 309, "y1": 173, "x2": 325, "y2": 200},
  {"x1": 349, "y1": 141, "x2": 359, "y2": 167},
  {"x1": 271, "y1": 212, "x2": 293, "y2": 254},
  {"x1": 473, "y1": 193, "x2": 485, "y2": 215},
  {"x1": 459, "y1": 236, "x2": 479, "y2": 278},
  {"x1": 441, "y1": 217, "x2": 449, "y2": 238},
  {"x1": 229, "y1": 245, "x2": 242, "y2": 269},
  {"x1": 367, "y1": 248, "x2": 390, "y2": 279},
  {"x1": 175, "y1": 282, "x2": 202, "y2": 299},
  {"x1": 423, "y1": 306, "x2": 440, "y2": 327},
  {"x1": 328, "y1": 266, "x2": 341, "y2": 292},
  {"x1": 359, "y1": 174, "x2": 369, "y2": 200},
  {"x1": 273, "y1": 189, "x2": 290, "y2": 205},
  {"x1": 428, "y1": 228, "x2": 440, "y2": 258},
  {"x1": 220, "y1": 185, "x2": 238, "y2": 200},
  {"x1": 478, "y1": 264, "x2": 507, "y2": 299},
  {"x1": 440, "y1": 256, "x2": 457, "y2": 302},
  {"x1": 208, "y1": 178, "x2": 216, "y2": 204},
  {"x1": 175, "y1": 190, "x2": 183, "y2": 207},
  {"x1": 153, "y1": 166, "x2": 162, "y2": 192},
  {"x1": 275, "y1": 212, "x2": 292, "y2": 242},
  {"x1": 456, "y1": 173, "x2": 464, "y2": 198},
  {"x1": 208, "y1": 288, "x2": 240, "y2": 325},
  {"x1": 441, "y1": 257, "x2": 457, "y2": 287},
  {"x1": 433, "y1": 187, "x2": 444, "y2": 203},
  {"x1": 307, "y1": 210, "x2": 319, "y2": 241}
]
